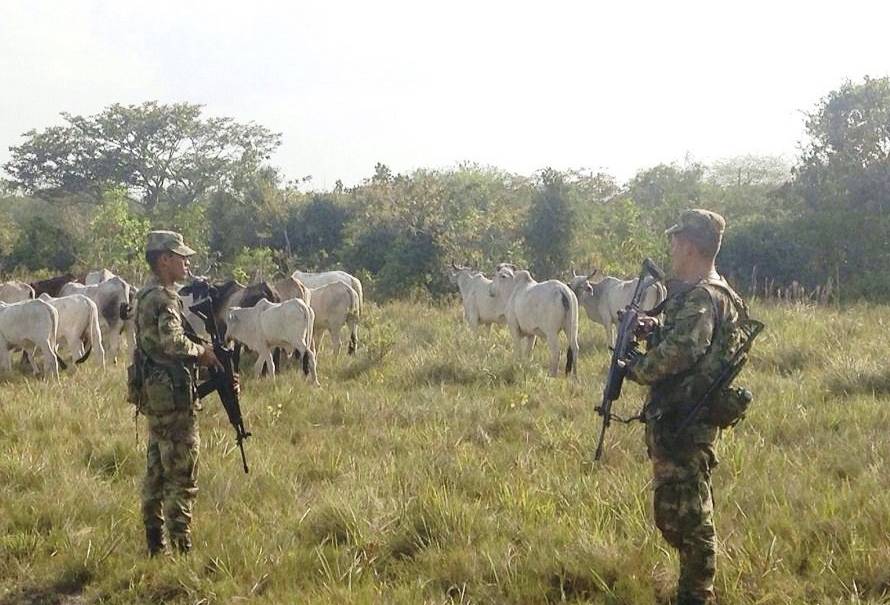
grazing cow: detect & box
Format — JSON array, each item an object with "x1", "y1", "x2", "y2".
[
  {"x1": 60, "y1": 276, "x2": 133, "y2": 362},
  {"x1": 225, "y1": 298, "x2": 318, "y2": 384},
  {"x1": 292, "y1": 269, "x2": 363, "y2": 316},
  {"x1": 37, "y1": 293, "x2": 105, "y2": 368},
  {"x1": 0, "y1": 280, "x2": 35, "y2": 303},
  {"x1": 31, "y1": 274, "x2": 77, "y2": 298},
  {"x1": 491, "y1": 265, "x2": 580, "y2": 378},
  {"x1": 0, "y1": 299, "x2": 60, "y2": 380},
  {"x1": 84, "y1": 268, "x2": 115, "y2": 285},
  {"x1": 309, "y1": 281, "x2": 360, "y2": 356},
  {"x1": 567, "y1": 268, "x2": 666, "y2": 345},
  {"x1": 448, "y1": 262, "x2": 508, "y2": 331}
]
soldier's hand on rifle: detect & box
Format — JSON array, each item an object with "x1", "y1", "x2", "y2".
[
  {"x1": 635, "y1": 316, "x2": 658, "y2": 338},
  {"x1": 197, "y1": 347, "x2": 224, "y2": 371},
  {"x1": 232, "y1": 372, "x2": 241, "y2": 396}
]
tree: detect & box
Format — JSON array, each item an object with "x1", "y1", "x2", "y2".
[
  {"x1": 285, "y1": 194, "x2": 351, "y2": 268},
  {"x1": 4, "y1": 101, "x2": 281, "y2": 212},
  {"x1": 83, "y1": 189, "x2": 151, "y2": 279},
  {"x1": 794, "y1": 76, "x2": 890, "y2": 214},
  {"x1": 523, "y1": 168, "x2": 575, "y2": 279}
]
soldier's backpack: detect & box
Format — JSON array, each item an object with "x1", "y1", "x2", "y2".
[{"x1": 680, "y1": 279, "x2": 765, "y2": 431}]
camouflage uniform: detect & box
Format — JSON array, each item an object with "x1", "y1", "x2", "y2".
[
  {"x1": 628, "y1": 210, "x2": 745, "y2": 605},
  {"x1": 134, "y1": 231, "x2": 204, "y2": 555}
]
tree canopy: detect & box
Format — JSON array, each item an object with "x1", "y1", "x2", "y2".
[{"x1": 3, "y1": 101, "x2": 281, "y2": 211}]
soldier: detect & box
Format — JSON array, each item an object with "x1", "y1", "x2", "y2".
[
  {"x1": 627, "y1": 209, "x2": 747, "y2": 605},
  {"x1": 133, "y1": 230, "x2": 222, "y2": 556}
]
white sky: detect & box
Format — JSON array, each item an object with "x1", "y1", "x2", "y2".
[{"x1": 1, "y1": 0, "x2": 888, "y2": 189}]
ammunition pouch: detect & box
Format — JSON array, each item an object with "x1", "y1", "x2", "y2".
[
  {"x1": 139, "y1": 358, "x2": 196, "y2": 416},
  {"x1": 705, "y1": 385, "x2": 753, "y2": 429}
]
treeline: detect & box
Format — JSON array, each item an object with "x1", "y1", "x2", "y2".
[{"x1": 2, "y1": 77, "x2": 889, "y2": 301}]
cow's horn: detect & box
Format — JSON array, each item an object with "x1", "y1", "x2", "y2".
[{"x1": 587, "y1": 268, "x2": 599, "y2": 280}]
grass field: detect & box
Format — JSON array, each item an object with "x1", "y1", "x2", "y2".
[{"x1": 1, "y1": 299, "x2": 889, "y2": 604}]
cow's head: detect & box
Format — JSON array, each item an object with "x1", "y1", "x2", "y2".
[
  {"x1": 490, "y1": 264, "x2": 516, "y2": 297},
  {"x1": 567, "y1": 268, "x2": 598, "y2": 296},
  {"x1": 448, "y1": 260, "x2": 478, "y2": 285}
]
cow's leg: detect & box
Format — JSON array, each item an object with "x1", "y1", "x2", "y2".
[
  {"x1": 546, "y1": 335, "x2": 561, "y2": 377},
  {"x1": 40, "y1": 340, "x2": 60, "y2": 381},
  {"x1": 253, "y1": 352, "x2": 267, "y2": 377},
  {"x1": 0, "y1": 342, "x2": 12, "y2": 373},
  {"x1": 107, "y1": 329, "x2": 121, "y2": 364},
  {"x1": 347, "y1": 319, "x2": 358, "y2": 355},
  {"x1": 304, "y1": 348, "x2": 319, "y2": 386},
  {"x1": 26, "y1": 346, "x2": 42, "y2": 375},
  {"x1": 603, "y1": 323, "x2": 614, "y2": 347},
  {"x1": 522, "y1": 335, "x2": 536, "y2": 358},
  {"x1": 508, "y1": 322, "x2": 524, "y2": 360},
  {"x1": 330, "y1": 328, "x2": 342, "y2": 356},
  {"x1": 70, "y1": 335, "x2": 86, "y2": 364},
  {"x1": 292, "y1": 348, "x2": 302, "y2": 371}
]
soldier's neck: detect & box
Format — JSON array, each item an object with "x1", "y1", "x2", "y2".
[
  {"x1": 153, "y1": 269, "x2": 177, "y2": 288},
  {"x1": 676, "y1": 259, "x2": 717, "y2": 284}
]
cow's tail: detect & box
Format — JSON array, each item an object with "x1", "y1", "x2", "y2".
[
  {"x1": 352, "y1": 278, "x2": 364, "y2": 318},
  {"x1": 80, "y1": 302, "x2": 105, "y2": 367},
  {"x1": 562, "y1": 289, "x2": 580, "y2": 377},
  {"x1": 303, "y1": 304, "x2": 318, "y2": 383},
  {"x1": 46, "y1": 306, "x2": 62, "y2": 379}
]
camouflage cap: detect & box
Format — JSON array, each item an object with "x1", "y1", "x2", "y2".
[
  {"x1": 665, "y1": 209, "x2": 725, "y2": 249},
  {"x1": 145, "y1": 230, "x2": 196, "y2": 257}
]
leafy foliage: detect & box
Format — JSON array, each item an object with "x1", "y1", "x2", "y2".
[
  {"x1": 4, "y1": 101, "x2": 281, "y2": 211},
  {"x1": 1, "y1": 78, "x2": 889, "y2": 301}
]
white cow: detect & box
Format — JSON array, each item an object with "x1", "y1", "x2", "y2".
[
  {"x1": 309, "y1": 281, "x2": 360, "y2": 355},
  {"x1": 567, "y1": 269, "x2": 666, "y2": 345},
  {"x1": 84, "y1": 268, "x2": 115, "y2": 285},
  {"x1": 292, "y1": 269, "x2": 362, "y2": 316},
  {"x1": 60, "y1": 276, "x2": 133, "y2": 362},
  {"x1": 0, "y1": 299, "x2": 60, "y2": 379},
  {"x1": 448, "y1": 262, "x2": 508, "y2": 331},
  {"x1": 225, "y1": 298, "x2": 318, "y2": 384},
  {"x1": 0, "y1": 280, "x2": 35, "y2": 303},
  {"x1": 38, "y1": 293, "x2": 105, "y2": 368},
  {"x1": 491, "y1": 266, "x2": 580, "y2": 378}
]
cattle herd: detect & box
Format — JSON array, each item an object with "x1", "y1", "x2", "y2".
[
  {"x1": 449, "y1": 261, "x2": 666, "y2": 376},
  {"x1": 0, "y1": 269, "x2": 363, "y2": 383},
  {"x1": 0, "y1": 262, "x2": 663, "y2": 383}
]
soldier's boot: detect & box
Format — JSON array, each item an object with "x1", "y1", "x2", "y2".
[
  {"x1": 146, "y1": 527, "x2": 165, "y2": 557},
  {"x1": 171, "y1": 534, "x2": 192, "y2": 555},
  {"x1": 676, "y1": 592, "x2": 716, "y2": 605}
]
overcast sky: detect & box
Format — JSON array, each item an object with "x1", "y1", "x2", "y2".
[{"x1": 2, "y1": 0, "x2": 888, "y2": 189}]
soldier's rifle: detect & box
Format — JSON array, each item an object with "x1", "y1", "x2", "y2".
[
  {"x1": 594, "y1": 257, "x2": 665, "y2": 461},
  {"x1": 186, "y1": 277, "x2": 252, "y2": 474}
]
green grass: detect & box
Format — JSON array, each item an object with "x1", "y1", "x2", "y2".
[{"x1": 1, "y1": 300, "x2": 889, "y2": 604}]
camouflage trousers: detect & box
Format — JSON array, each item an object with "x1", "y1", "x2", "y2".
[
  {"x1": 142, "y1": 409, "x2": 199, "y2": 553},
  {"x1": 647, "y1": 423, "x2": 718, "y2": 605}
]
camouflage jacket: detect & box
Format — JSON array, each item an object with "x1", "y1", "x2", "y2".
[
  {"x1": 135, "y1": 276, "x2": 204, "y2": 414},
  {"x1": 628, "y1": 271, "x2": 745, "y2": 427}
]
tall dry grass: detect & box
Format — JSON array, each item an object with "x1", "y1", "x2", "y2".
[{"x1": 1, "y1": 300, "x2": 889, "y2": 604}]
